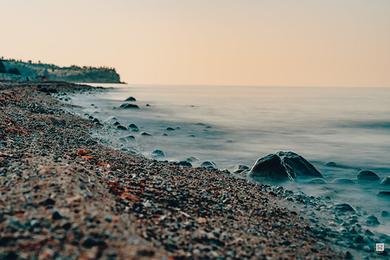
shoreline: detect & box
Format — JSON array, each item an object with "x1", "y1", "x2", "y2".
[{"x1": 0, "y1": 81, "x2": 378, "y2": 258}]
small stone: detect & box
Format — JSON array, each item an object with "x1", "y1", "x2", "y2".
[
  {"x1": 178, "y1": 161, "x2": 192, "y2": 167},
  {"x1": 81, "y1": 236, "x2": 107, "y2": 248},
  {"x1": 381, "y1": 176, "x2": 390, "y2": 186},
  {"x1": 381, "y1": 211, "x2": 389, "y2": 217},
  {"x1": 119, "y1": 103, "x2": 139, "y2": 109},
  {"x1": 140, "y1": 132, "x2": 151, "y2": 136},
  {"x1": 201, "y1": 161, "x2": 217, "y2": 170},
  {"x1": 334, "y1": 203, "x2": 355, "y2": 213},
  {"x1": 52, "y1": 210, "x2": 62, "y2": 220},
  {"x1": 166, "y1": 127, "x2": 175, "y2": 131},
  {"x1": 40, "y1": 198, "x2": 56, "y2": 206},
  {"x1": 116, "y1": 125, "x2": 127, "y2": 130},
  {"x1": 128, "y1": 124, "x2": 139, "y2": 132}
]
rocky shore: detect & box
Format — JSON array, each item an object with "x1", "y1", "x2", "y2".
[{"x1": 0, "y1": 81, "x2": 358, "y2": 259}]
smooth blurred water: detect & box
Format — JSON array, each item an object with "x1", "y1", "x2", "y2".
[{"x1": 70, "y1": 84, "x2": 390, "y2": 233}]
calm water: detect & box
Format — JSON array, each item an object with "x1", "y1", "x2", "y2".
[{"x1": 70, "y1": 84, "x2": 390, "y2": 233}]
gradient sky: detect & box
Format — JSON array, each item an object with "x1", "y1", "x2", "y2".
[{"x1": 1, "y1": 0, "x2": 390, "y2": 86}]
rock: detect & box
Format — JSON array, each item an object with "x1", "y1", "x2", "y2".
[
  {"x1": 306, "y1": 178, "x2": 327, "y2": 185},
  {"x1": 331, "y1": 178, "x2": 355, "y2": 184},
  {"x1": 81, "y1": 236, "x2": 107, "y2": 248},
  {"x1": 201, "y1": 161, "x2": 217, "y2": 170},
  {"x1": 113, "y1": 121, "x2": 121, "y2": 126},
  {"x1": 125, "y1": 96, "x2": 136, "y2": 102},
  {"x1": 366, "y1": 215, "x2": 380, "y2": 226},
  {"x1": 116, "y1": 125, "x2": 127, "y2": 131},
  {"x1": 178, "y1": 161, "x2": 192, "y2": 167},
  {"x1": 233, "y1": 165, "x2": 249, "y2": 174},
  {"x1": 40, "y1": 198, "x2": 56, "y2": 206},
  {"x1": 119, "y1": 135, "x2": 135, "y2": 142},
  {"x1": 104, "y1": 116, "x2": 118, "y2": 124},
  {"x1": 128, "y1": 123, "x2": 139, "y2": 132},
  {"x1": 377, "y1": 191, "x2": 390, "y2": 198},
  {"x1": 381, "y1": 211, "x2": 389, "y2": 217},
  {"x1": 325, "y1": 162, "x2": 338, "y2": 167},
  {"x1": 151, "y1": 149, "x2": 165, "y2": 158},
  {"x1": 249, "y1": 151, "x2": 323, "y2": 181},
  {"x1": 146, "y1": 104, "x2": 150, "y2": 107},
  {"x1": 52, "y1": 210, "x2": 62, "y2": 220},
  {"x1": 119, "y1": 103, "x2": 139, "y2": 109},
  {"x1": 166, "y1": 127, "x2": 175, "y2": 131},
  {"x1": 186, "y1": 157, "x2": 199, "y2": 162},
  {"x1": 140, "y1": 132, "x2": 151, "y2": 136},
  {"x1": 381, "y1": 176, "x2": 390, "y2": 186},
  {"x1": 357, "y1": 170, "x2": 380, "y2": 182},
  {"x1": 334, "y1": 203, "x2": 355, "y2": 213}
]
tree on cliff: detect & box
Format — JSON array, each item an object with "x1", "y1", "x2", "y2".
[{"x1": 0, "y1": 60, "x2": 6, "y2": 73}]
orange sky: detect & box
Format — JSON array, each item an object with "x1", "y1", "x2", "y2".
[{"x1": 1, "y1": 0, "x2": 390, "y2": 87}]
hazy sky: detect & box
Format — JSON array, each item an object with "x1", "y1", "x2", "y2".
[{"x1": 1, "y1": 0, "x2": 390, "y2": 86}]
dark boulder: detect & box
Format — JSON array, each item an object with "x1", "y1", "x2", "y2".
[
  {"x1": 129, "y1": 123, "x2": 139, "y2": 132},
  {"x1": 381, "y1": 176, "x2": 390, "y2": 186},
  {"x1": 377, "y1": 191, "x2": 390, "y2": 198},
  {"x1": 119, "y1": 103, "x2": 139, "y2": 109},
  {"x1": 178, "y1": 161, "x2": 192, "y2": 167},
  {"x1": 140, "y1": 131, "x2": 151, "y2": 136},
  {"x1": 201, "y1": 161, "x2": 217, "y2": 170},
  {"x1": 119, "y1": 135, "x2": 135, "y2": 142},
  {"x1": 366, "y1": 215, "x2": 380, "y2": 226},
  {"x1": 116, "y1": 125, "x2": 127, "y2": 130},
  {"x1": 166, "y1": 127, "x2": 175, "y2": 131},
  {"x1": 357, "y1": 170, "x2": 380, "y2": 182},
  {"x1": 151, "y1": 149, "x2": 165, "y2": 158},
  {"x1": 125, "y1": 96, "x2": 136, "y2": 102},
  {"x1": 334, "y1": 203, "x2": 355, "y2": 214},
  {"x1": 249, "y1": 151, "x2": 323, "y2": 181}
]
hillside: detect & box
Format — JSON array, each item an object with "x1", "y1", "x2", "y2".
[{"x1": 0, "y1": 58, "x2": 121, "y2": 83}]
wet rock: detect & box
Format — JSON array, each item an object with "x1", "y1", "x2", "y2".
[
  {"x1": 334, "y1": 203, "x2": 355, "y2": 214},
  {"x1": 233, "y1": 165, "x2": 249, "y2": 174},
  {"x1": 381, "y1": 176, "x2": 390, "y2": 186},
  {"x1": 377, "y1": 191, "x2": 390, "y2": 198},
  {"x1": 178, "y1": 161, "x2": 192, "y2": 167},
  {"x1": 382, "y1": 211, "x2": 389, "y2": 217},
  {"x1": 151, "y1": 149, "x2": 165, "y2": 158},
  {"x1": 128, "y1": 123, "x2": 139, "y2": 132},
  {"x1": 332, "y1": 178, "x2": 355, "y2": 184},
  {"x1": 40, "y1": 198, "x2": 56, "y2": 207},
  {"x1": 113, "y1": 121, "x2": 121, "y2": 126},
  {"x1": 366, "y1": 215, "x2": 380, "y2": 226},
  {"x1": 201, "y1": 161, "x2": 217, "y2": 170},
  {"x1": 249, "y1": 151, "x2": 323, "y2": 181},
  {"x1": 119, "y1": 103, "x2": 139, "y2": 109},
  {"x1": 357, "y1": 170, "x2": 380, "y2": 182},
  {"x1": 125, "y1": 96, "x2": 136, "y2": 102},
  {"x1": 104, "y1": 116, "x2": 118, "y2": 124},
  {"x1": 116, "y1": 125, "x2": 128, "y2": 131},
  {"x1": 186, "y1": 157, "x2": 199, "y2": 162},
  {"x1": 140, "y1": 132, "x2": 151, "y2": 136},
  {"x1": 166, "y1": 127, "x2": 175, "y2": 131},
  {"x1": 119, "y1": 135, "x2": 135, "y2": 142}
]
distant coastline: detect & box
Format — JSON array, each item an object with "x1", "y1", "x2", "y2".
[{"x1": 0, "y1": 58, "x2": 122, "y2": 83}]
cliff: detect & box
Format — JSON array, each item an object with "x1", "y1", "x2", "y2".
[{"x1": 0, "y1": 58, "x2": 121, "y2": 83}]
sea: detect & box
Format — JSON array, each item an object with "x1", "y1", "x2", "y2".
[{"x1": 69, "y1": 84, "x2": 390, "y2": 235}]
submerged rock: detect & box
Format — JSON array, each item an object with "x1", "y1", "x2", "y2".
[
  {"x1": 119, "y1": 135, "x2": 135, "y2": 142},
  {"x1": 125, "y1": 96, "x2": 136, "y2": 102},
  {"x1": 377, "y1": 191, "x2": 390, "y2": 198},
  {"x1": 334, "y1": 203, "x2": 355, "y2": 214},
  {"x1": 186, "y1": 157, "x2": 199, "y2": 163},
  {"x1": 357, "y1": 170, "x2": 380, "y2": 182},
  {"x1": 140, "y1": 132, "x2": 152, "y2": 136},
  {"x1": 128, "y1": 123, "x2": 139, "y2": 132},
  {"x1": 151, "y1": 149, "x2": 165, "y2": 158},
  {"x1": 366, "y1": 215, "x2": 380, "y2": 226},
  {"x1": 249, "y1": 151, "x2": 323, "y2": 181},
  {"x1": 116, "y1": 125, "x2": 127, "y2": 131},
  {"x1": 332, "y1": 178, "x2": 355, "y2": 184},
  {"x1": 201, "y1": 161, "x2": 217, "y2": 170},
  {"x1": 166, "y1": 127, "x2": 175, "y2": 131},
  {"x1": 381, "y1": 176, "x2": 390, "y2": 186},
  {"x1": 119, "y1": 103, "x2": 139, "y2": 109}
]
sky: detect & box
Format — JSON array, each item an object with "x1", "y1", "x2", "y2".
[{"x1": 1, "y1": 0, "x2": 390, "y2": 87}]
